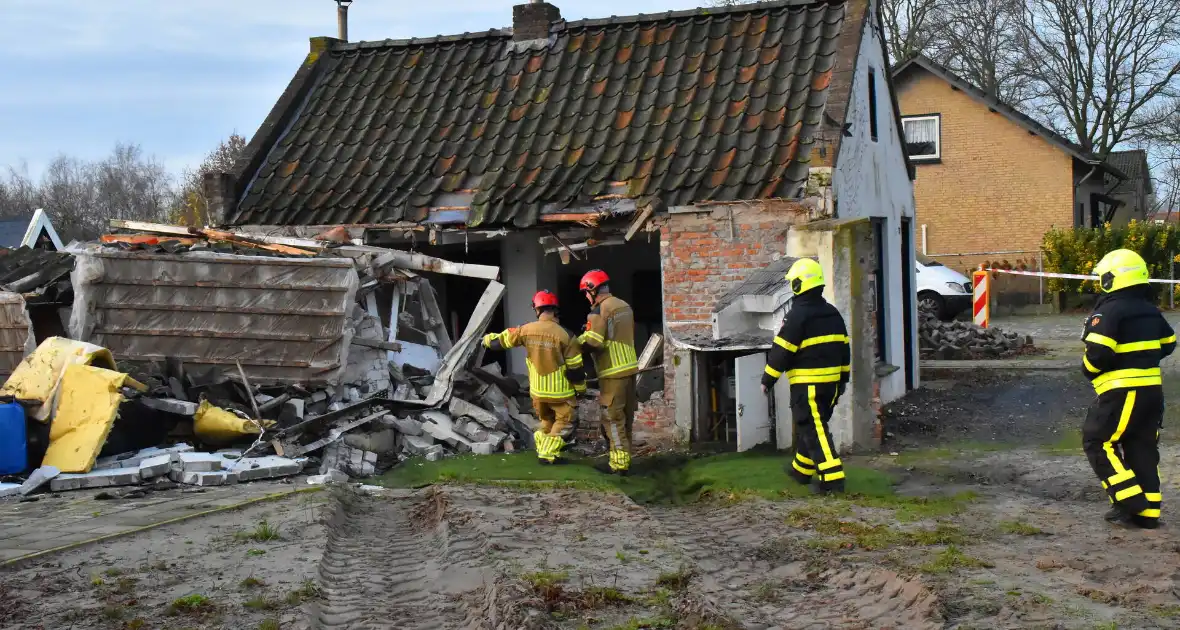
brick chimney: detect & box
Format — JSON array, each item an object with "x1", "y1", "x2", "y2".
[{"x1": 513, "y1": 1, "x2": 560, "y2": 41}]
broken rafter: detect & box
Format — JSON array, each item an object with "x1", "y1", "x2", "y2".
[
  {"x1": 542, "y1": 238, "x2": 627, "y2": 255},
  {"x1": 370, "y1": 249, "x2": 500, "y2": 281},
  {"x1": 625, "y1": 205, "x2": 656, "y2": 241},
  {"x1": 199, "y1": 228, "x2": 318, "y2": 257}
]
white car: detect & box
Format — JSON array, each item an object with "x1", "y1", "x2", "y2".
[{"x1": 916, "y1": 255, "x2": 973, "y2": 320}]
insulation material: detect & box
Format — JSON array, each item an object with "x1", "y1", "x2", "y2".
[
  {"x1": 42, "y1": 364, "x2": 137, "y2": 473},
  {"x1": 193, "y1": 400, "x2": 271, "y2": 446},
  {"x1": 0, "y1": 291, "x2": 35, "y2": 382},
  {"x1": 0, "y1": 336, "x2": 115, "y2": 423},
  {"x1": 69, "y1": 249, "x2": 359, "y2": 385}
]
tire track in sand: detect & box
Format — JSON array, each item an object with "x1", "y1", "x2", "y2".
[{"x1": 648, "y1": 503, "x2": 944, "y2": 629}]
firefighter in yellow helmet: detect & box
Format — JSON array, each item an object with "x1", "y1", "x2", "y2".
[
  {"x1": 761, "y1": 258, "x2": 851, "y2": 494},
  {"x1": 1081, "y1": 249, "x2": 1174, "y2": 528},
  {"x1": 482, "y1": 290, "x2": 586, "y2": 465}
]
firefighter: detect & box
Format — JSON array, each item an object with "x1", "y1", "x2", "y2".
[
  {"x1": 1080, "y1": 248, "x2": 1173, "y2": 529},
  {"x1": 482, "y1": 290, "x2": 586, "y2": 465},
  {"x1": 578, "y1": 270, "x2": 638, "y2": 475},
  {"x1": 761, "y1": 258, "x2": 851, "y2": 494}
]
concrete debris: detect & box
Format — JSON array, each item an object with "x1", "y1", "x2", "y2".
[
  {"x1": 320, "y1": 443, "x2": 377, "y2": 477},
  {"x1": 402, "y1": 435, "x2": 438, "y2": 456},
  {"x1": 173, "y1": 452, "x2": 224, "y2": 473},
  {"x1": 0, "y1": 483, "x2": 20, "y2": 499},
  {"x1": 387, "y1": 416, "x2": 424, "y2": 436},
  {"x1": 137, "y1": 455, "x2": 173, "y2": 479},
  {"x1": 919, "y1": 304, "x2": 1033, "y2": 359},
  {"x1": 170, "y1": 470, "x2": 238, "y2": 486},
  {"x1": 94, "y1": 444, "x2": 194, "y2": 470},
  {"x1": 448, "y1": 397, "x2": 501, "y2": 430},
  {"x1": 230, "y1": 456, "x2": 305, "y2": 482},
  {"x1": 18, "y1": 465, "x2": 60, "y2": 496},
  {"x1": 308, "y1": 469, "x2": 350, "y2": 485},
  {"x1": 51, "y1": 468, "x2": 143, "y2": 492},
  {"x1": 139, "y1": 397, "x2": 199, "y2": 416}
]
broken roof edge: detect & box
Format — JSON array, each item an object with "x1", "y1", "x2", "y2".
[{"x1": 329, "y1": 0, "x2": 847, "y2": 54}]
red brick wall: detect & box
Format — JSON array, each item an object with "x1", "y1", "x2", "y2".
[{"x1": 638, "y1": 201, "x2": 810, "y2": 442}]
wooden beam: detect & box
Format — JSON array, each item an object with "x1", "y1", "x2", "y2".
[
  {"x1": 624, "y1": 205, "x2": 656, "y2": 241},
  {"x1": 371, "y1": 249, "x2": 500, "y2": 281},
  {"x1": 423, "y1": 281, "x2": 506, "y2": 406},
  {"x1": 199, "y1": 229, "x2": 317, "y2": 256},
  {"x1": 542, "y1": 238, "x2": 626, "y2": 255},
  {"x1": 350, "y1": 337, "x2": 403, "y2": 352},
  {"x1": 637, "y1": 333, "x2": 664, "y2": 370},
  {"x1": 108, "y1": 220, "x2": 193, "y2": 236}
]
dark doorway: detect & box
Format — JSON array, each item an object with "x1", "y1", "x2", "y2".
[
  {"x1": 900, "y1": 217, "x2": 915, "y2": 390},
  {"x1": 870, "y1": 218, "x2": 887, "y2": 363}
]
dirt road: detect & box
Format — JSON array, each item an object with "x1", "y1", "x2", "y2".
[{"x1": 5, "y1": 369, "x2": 1180, "y2": 629}]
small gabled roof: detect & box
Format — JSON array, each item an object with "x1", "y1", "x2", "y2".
[
  {"x1": 891, "y1": 55, "x2": 1127, "y2": 180},
  {"x1": 0, "y1": 209, "x2": 63, "y2": 251},
  {"x1": 1106, "y1": 149, "x2": 1153, "y2": 195},
  {"x1": 228, "y1": 0, "x2": 873, "y2": 228}
]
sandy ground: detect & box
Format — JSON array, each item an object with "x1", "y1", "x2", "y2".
[
  {"x1": 1, "y1": 490, "x2": 329, "y2": 630},
  {"x1": 4, "y1": 369, "x2": 1180, "y2": 629}
]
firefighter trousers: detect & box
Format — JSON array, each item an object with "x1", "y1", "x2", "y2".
[
  {"x1": 786, "y1": 383, "x2": 846, "y2": 492},
  {"x1": 599, "y1": 376, "x2": 637, "y2": 471},
  {"x1": 1082, "y1": 386, "x2": 1162, "y2": 523},
  {"x1": 532, "y1": 397, "x2": 575, "y2": 462}
]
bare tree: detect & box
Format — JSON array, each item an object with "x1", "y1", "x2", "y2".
[
  {"x1": 172, "y1": 133, "x2": 248, "y2": 226},
  {"x1": 928, "y1": 0, "x2": 1032, "y2": 106},
  {"x1": 1019, "y1": 0, "x2": 1180, "y2": 155},
  {"x1": 0, "y1": 143, "x2": 177, "y2": 242},
  {"x1": 879, "y1": 0, "x2": 944, "y2": 63}
]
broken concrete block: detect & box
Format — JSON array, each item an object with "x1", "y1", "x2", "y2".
[
  {"x1": 328, "y1": 402, "x2": 347, "y2": 412},
  {"x1": 448, "y1": 397, "x2": 501, "y2": 430},
  {"x1": 503, "y1": 440, "x2": 516, "y2": 453},
  {"x1": 171, "y1": 470, "x2": 239, "y2": 486},
  {"x1": 18, "y1": 465, "x2": 59, "y2": 496},
  {"x1": 342, "y1": 427, "x2": 397, "y2": 455},
  {"x1": 402, "y1": 435, "x2": 437, "y2": 455},
  {"x1": 320, "y1": 444, "x2": 377, "y2": 477},
  {"x1": 51, "y1": 468, "x2": 142, "y2": 492},
  {"x1": 388, "y1": 416, "x2": 424, "y2": 436},
  {"x1": 138, "y1": 455, "x2": 172, "y2": 479},
  {"x1": 478, "y1": 384, "x2": 513, "y2": 426},
  {"x1": 94, "y1": 444, "x2": 194, "y2": 470},
  {"x1": 471, "y1": 442, "x2": 496, "y2": 455},
  {"x1": 140, "y1": 397, "x2": 199, "y2": 416},
  {"x1": 308, "y1": 469, "x2": 350, "y2": 485},
  {"x1": 486, "y1": 431, "x2": 508, "y2": 449},
  {"x1": 0, "y1": 483, "x2": 20, "y2": 499},
  {"x1": 231, "y1": 456, "x2": 304, "y2": 482},
  {"x1": 310, "y1": 390, "x2": 328, "y2": 403},
  {"x1": 507, "y1": 413, "x2": 539, "y2": 448},
  {"x1": 173, "y1": 452, "x2": 224, "y2": 473},
  {"x1": 280, "y1": 399, "x2": 305, "y2": 426}
]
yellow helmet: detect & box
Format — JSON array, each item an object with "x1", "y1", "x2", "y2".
[
  {"x1": 1093, "y1": 249, "x2": 1149, "y2": 293},
  {"x1": 786, "y1": 258, "x2": 825, "y2": 294}
]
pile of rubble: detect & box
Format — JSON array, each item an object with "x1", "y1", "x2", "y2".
[
  {"x1": 0, "y1": 221, "x2": 551, "y2": 500},
  {"x1": 918, "y1": 304, "x2": 1033, "y2": 359}
]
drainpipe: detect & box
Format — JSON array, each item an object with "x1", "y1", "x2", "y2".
[{"x1": 921, "y1": 224, "x2": 927, "y2": 255}]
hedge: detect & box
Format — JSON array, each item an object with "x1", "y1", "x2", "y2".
[{"x1": 1041, "y1": 220, "x2": 1180, "y2": 295}]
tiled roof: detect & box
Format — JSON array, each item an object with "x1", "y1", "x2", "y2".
[
  {"x1": 1106, "y1": 150, "x2": 1152, "y2": 194},
  {"x1": 230, "y1": 0, "x2": 860, "y2": 228},
  {"x1": 0, "y1": 214, "x2": 34, "y2": 249},
  {"x1": 0, "y1": 247, "x2": 74, "y2": 302}
]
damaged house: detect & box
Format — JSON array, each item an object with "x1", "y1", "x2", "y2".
[{"x1": 196, "y1": 0, "x2": 918, "y2": 452}]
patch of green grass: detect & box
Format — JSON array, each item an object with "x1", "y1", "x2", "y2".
[
  {"x1": 235, "y1": 520, "x2": 282, "y2": 543},
  {"x1": 1042, "y1": 430, "x2": 1084, "y2": 455},
  {"x1": 786, "y1": 508, "x2": 967, "y2": 550},
  {"x1": 851, "y1": 491, "x2": 978, "y2": 522},
  {"x1": 375, "y1": 451, "x2": 897, "y2": 505},
  {"x1": 123, "y1": 619, "x2": 146, "y2": 630},
  {"x1": 114, "y1": 577, "x2": 138, "y2": 595},
  {"x1": 752, "y1": 580, "x2": 781, "y2": 602},
  {"x1": 103, "y1": 568, "x2": 123, "y2": 577},
  {"x1": 892, "y1": 441, "x2": 1013, "y2": 466},
  {"x1": 999, "y1": 520, "x2": 1045, "y2": 536},
  {"x1": 615, "y1": 550, "x2": 630, "y2": 564},
  {"x1": 607, "y1": 617, "x2": 677, "y2": 630},
  {"x1": 523, "y1": 570, "x2": 568, "y2": 589},
  {"x1": 258, "y1": 620, "x2": 281, "y2": 630},
  {"x1": 90, "y1": 576, "x2": 105, "y2": 587},
  {"x1": 101, "y1": 604, "x2": 124, "y2": 621},
  {"x1": 167, "y1": 594, "x2": 213, "y2": 616},
  {"x1": 655, "y1": 566, "x2": 696, "y2": 590},
  {"x1": 246, "y1": 548, "x2": 267, "y2": 557},
  {"x1": 243, "y1": 596, "x2": 280, "y2": 611},
  {"x1": 1152, "y1": 604, "x2": 1180, "y2": 618},
  {"x1": 240, "y1": 577, "x2": 266, "y2": 589},
  {"x1": 580, "y1": 586, "x2": 633, "y2": 607},
  {"x1": 918, "y1": 546, "x2": 995, "y2": 574},
  {"x1": 284, "y1": 580, "x2": 321, "y2": 606}
]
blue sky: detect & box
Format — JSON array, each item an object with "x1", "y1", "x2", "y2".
[{"x1": 2, "y1": 0, "x2": 707, "y2": 179}]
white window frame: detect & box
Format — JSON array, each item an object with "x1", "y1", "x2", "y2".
[{"x1": 902, "y1": 114, "x2": 941, "y2": 161}]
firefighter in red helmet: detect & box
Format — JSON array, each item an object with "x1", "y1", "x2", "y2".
[
  {"x1": 483, "y1": 290, "x2": 586, "y2": 464},
  {"x1": 578, "y1": 270, "x2": 639, "y2": 475}
]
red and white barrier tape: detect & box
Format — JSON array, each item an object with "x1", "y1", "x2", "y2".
[{"x1": 986, "y1": 268, "x2": 1180, "y2": 284}]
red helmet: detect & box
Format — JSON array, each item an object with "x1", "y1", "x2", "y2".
[
  {"x1": 532, "y1": 290, "x2": 559, "y2": 310},
  {"x1": 579, "y1": 269, "x2": 610, "y2": 292}
]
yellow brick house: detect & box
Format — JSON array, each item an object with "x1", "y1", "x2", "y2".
[{"x1": 892, "y1": 55, "x2": 1133, "y2": 270}]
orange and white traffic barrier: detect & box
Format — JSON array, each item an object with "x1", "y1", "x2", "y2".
[{"x1": 972, "y1": 270, "x2": 989, "y2": 328}]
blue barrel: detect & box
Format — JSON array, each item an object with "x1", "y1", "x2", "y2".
[{"x1": 0, "y1": 402, "x2": 27, "y2": 475}]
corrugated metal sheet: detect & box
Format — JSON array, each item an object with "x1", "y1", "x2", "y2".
[
  {"x1": 0, "y1": 291, "x2": 36, "y2": 381},
  {"x1": 69, "y1": 250, "x2": 359, "y2": 385}
]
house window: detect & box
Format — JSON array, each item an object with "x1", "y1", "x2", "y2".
[
  {"x1": 901, "y1": 115, "x2": 940, "y2": 161},
  {"x1": 868, "y1": 68, "x2": 878, "y2": 142}
]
